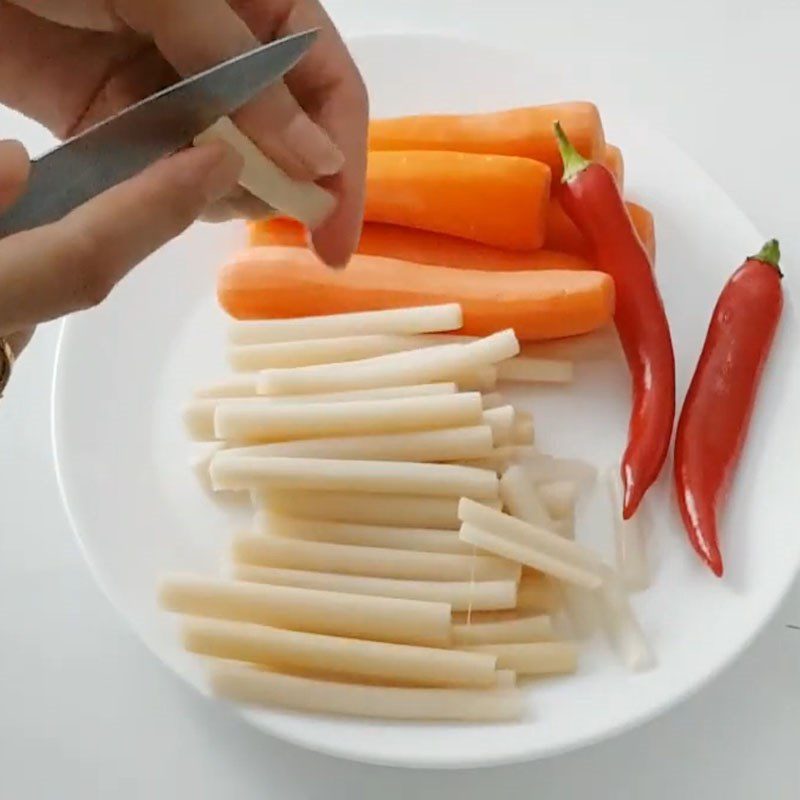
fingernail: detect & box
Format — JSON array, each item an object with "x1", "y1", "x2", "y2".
[
  {"x1": 198, "y1": 144, "x2": 244, "y2": 203},
  {"x1": 285, "y1": 115, "x2": 344, "y2": 177}
]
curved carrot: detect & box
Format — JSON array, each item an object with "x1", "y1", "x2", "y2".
[
  {"x1": 545, "y1": 200, "x2": 656, "y2": 263},
  {"x1": 364, "y1": 151, "x2": 550, "y2": 250},
  {"x1": 249, "y1": 218, "x2": 593, "y2": 272},
  {"x1": 218, "y1": 247, "x2": 615, "y2": 342},
  {"x1": 602, "y1": 145, "x2": 624, "y2": 188},
  {"x1": 368, "y1": 103, "x2": 605, "y2": 182}
]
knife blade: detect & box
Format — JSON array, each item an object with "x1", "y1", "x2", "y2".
[{"x1": 0, "y1": 29, "x2": 318, "y2": 238}]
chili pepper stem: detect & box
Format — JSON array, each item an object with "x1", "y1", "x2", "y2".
[
  {"x1": 553, "y1": 121, "x2": 590, "y2": 183},
  {"x1": 752, "y1": 239, "x2": 783, "y2": 277}
]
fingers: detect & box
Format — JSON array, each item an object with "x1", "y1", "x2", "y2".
[
  {"x1": 0, "y1": 140, "x2": 31, "y2": 210},
  {"x1": 0, "y1": 143, "x2": 241, "y2": 336},
  {"x1": 114, "y1": 0, "x2": 342, "y2": 180}
]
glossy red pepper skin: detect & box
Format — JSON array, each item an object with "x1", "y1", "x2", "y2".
[
  {"x1": 554, "y1": 126, "x2": 675, "y2": 519},
  {"x1": 674, "y1": 243, "x2": 783, "y2": 577}
]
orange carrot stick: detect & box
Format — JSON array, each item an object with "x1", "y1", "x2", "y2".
[
  {"x1": 602, "y1": 145, "x2": 624, "y2": 188},
  {"x1": 545, "y1": 199, "x2": 656, "y2": 263},
  {"x1": 218, "y1": 247, "x2": 615, "y2": 342},
  {"x1": 249, "y1": 218, "x2": 593, "y2": 272},
  {"x1": 368, "y1": 103, "x2": 605, "y2": 182},
  {"x1": 364, "y1": 151, "x2": 550, "y2": 250}
]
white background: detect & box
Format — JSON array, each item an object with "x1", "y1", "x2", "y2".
[{"x1": 2, "y1": 0, "x2": 799, "y2": 797}]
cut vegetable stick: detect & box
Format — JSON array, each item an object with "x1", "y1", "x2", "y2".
[
  {"x1": 185, "y1": 383, "x2": 460, "y2": 441},
  {"x1": 195, "y1": 117, "x2": 335, "y2": 228},
  {"x1": 256, "y1": 329, "x2": 519, "y2": 396},
  {"x1": 223, "y1": 425, "x2": 494, "y2": 464},
  {"x1": 365, "y1": 150, "x2": 551, "y2": 249},
  {"x1": 561, "y1": 585, "x2": 600, "y2": 640},
  {"x1": 158, "y1": 574, "x2": 450, "y2": 646},
  {"x1": 497, "y1": 357, "x2": 574, "y2": 384},
  {"x1": 511, "y1": 415, "x2": 535, "y2": 446},
  {"x1": 538, "y1": 480, "x2": 579, "y2": 520},
  {"x1": 482, "y1": 405, "x2": 516, "y2": 446},
  {"x1": 259, "y1": 512, "x2": 475, "y2": 555},
  {"x1": 256, "y1": 489, "x2": 501, "y2": 530},
  {"x1": 494, "y1": 670, "x2": 517, "y2": 689},
  {"x1": 212, "y1": 456, "x2": 500, "y2": 498},
  {"x1": 219, "y1": 248, "x2": 616, "y2": 341},
  {"x1": 228, "y1": 334, "x2": 434, "y2": 371},
  {"x1": 182, "y1": 617, "x2": 497, "y2": 688},
  {"x1": 480, "y1": 392, "x2": 506, "y2": 409},
  {"x1": 208, "y1": 662, "x2": 524, "y2": 721},
  {"x1": 460, "y1": 524, "x2": 602, "y2": 590},
  {"x1": 597, "y1": 573, "x2": 655, "y2": 671},
  {"x1": 519, "y1": 326, "x2": 621, "y2": 362},
  {"x1": 231, "y1": 533, "x2": 521, "y2": 582},
  {"x1": 458, "y1": 499, "x2": 604, "y2": 574},
  {"x1": 500, "y1": 465, "x2": 559, "y2": 531},
  {"x1": 516, "y1": 571, "x2": 562, "y2": 613},
  {"x1": 521, "y1": 452, "x2": 598, "y2": 488},
  {"x1": 230, "y1": 564, "x2": 517, "y2": 611},
  {"x1": 463, "y1": 642, "x2": 578, "y2": 676},
  {"x1": 229, "y1": 303, "x2": 463, "y2": 346},
  {"x1": 250, "y1": 217, "x2": 594, "y2": 271},
  {"x1": 606, "y1": 469, "x2": 649, "y2": 591},
  {"x1": 215, "y1": 392, "x2": 483, "y2": 442},
  {"x1": 453, "y1": 615, "x2": 554, "y2": 646},
  {"x1": 460, "y1": 446, "x2": 525, "y2": 474},
  {"x1": 368, "y1": 102, "x2": 605, "y2": 182},
  {"x1": 195, "y1": 374, "x2": 258, "y2": 398},
  {"x1": 602, "y1": 144, "x2": 624, "y2": 188},
  {"x1": 457, "y1": 366, "x2": 498, "y2": 392}
]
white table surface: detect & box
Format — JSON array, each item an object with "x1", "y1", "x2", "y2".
[{"x1": 2, "y1": 1, "x2": 799, "y2": 797}]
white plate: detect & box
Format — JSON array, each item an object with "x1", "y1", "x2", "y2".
[{"x1": 50, "y1": 34, "x2": 799, "y2": 768}]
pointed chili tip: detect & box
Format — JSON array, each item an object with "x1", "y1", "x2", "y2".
[
  {"x1": 752, "y1": 239, "x2": 783, "y2": 277},
  {"x1": 705, "y1": 552, "x2": 724, "y2": 578},
  {"x1": 553, "y1": 121, "x2": 590, "y2": 183}
]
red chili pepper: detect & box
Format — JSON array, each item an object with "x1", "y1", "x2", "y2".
[
  {"x1": 674, "y1": 240, "x2": 783, "y2": 577},
  {"x1": 554, "y1": 123, "x2": 675, "y2": 519}
]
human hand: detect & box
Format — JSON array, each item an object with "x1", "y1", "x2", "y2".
[{"x1": 0, "y1": 0, "x2": 368, "y2": 266}]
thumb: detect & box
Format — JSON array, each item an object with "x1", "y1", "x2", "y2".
[{"x1": 0, "y1": 140, "x2": 31, "y2": 213}]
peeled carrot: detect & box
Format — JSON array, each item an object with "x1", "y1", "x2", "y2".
[
  {"x1": 546, "y1": 200, "x2": 656, "y2": 263},
  {"x1": 368, "y1": 103, "x2": 605, "y2": 182},
  {"x1": 218, "y1": 247, "x2": 615, "y2": 341},
  {"x1": 249, "y1": 218, "x2": 593, "y2": 272},
  {"x1": 603, "y1": 145, "x2": 624, "y2": 188},
  {"x1": 364, "y1": 151, "x2": 550, "y2": 250}
]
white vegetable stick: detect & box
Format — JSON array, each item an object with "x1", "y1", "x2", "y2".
[
  {"x1": 511, "y1": 415, "x2": 536, "y2": 446},
  {"x1": 221, "y1": 425, "x2": 494, "y2": 464},
  {"x1": 256, "y1": 489, "x2": 501, "y2": 530},
  {"x1": 228, "y1": 334, "x2": 432, "y2": 371},
  {"x1": 458, "y1": 499, "x2": 604, "y2": 574},
  {"x1": 228, "y1": 304, "x2": 463, "y2": 345},
  {"x1": 195, "y1": 374, "x2": 258, "y2": 398},
  {"x1": 480, "y1": 392, "x2": 506, "y2": 409},
  {"x1": 459, "y1": 524, "x2": 602, "y2": 590},
  {"x1": 500, "y1": 465, "x2": 559, "y2": 532},
  {"x1": 257, "y1": 329, "x2": 519, "y2": 396},
  {"x1": 463, "y1": 642, "x2": 578, "y2": 676},
  {"x1": 195, "y1": 117, "x2": 335, "y2": 227},
  {"x1": 212, "y1": 456, "x2": 500, "y2": 498},
  {"x1": 158, "y1": 574, "x2": 450, "y2": 647},
  {"x1": 538, "y1": 480, "x2": 579, "y2": 519},
  {"x1": 185, "y1": 383, "x2": 459, "y2": 439},
  {"x1": 230, "y1": 564, "x2": 517, "y2": 611},
  {"x1": 520, "y1": 326, "x2": 620, "y2": 361},
  {"x1": 456, "y1": 366, "x2": 498, "y2": 392},
  {"x1": 190, "y1": 443, "x2": 223, "y2": 492},
  {"x1": 412, "y1": 333, "x2": 480, "y2": 346},
  {"x1": 231, "y1": 534, "x2": 521, "y2": 582},
  {"x1": 460, "y1": 446, "x2": 526, "y2": 473},
  {"x1": 494, "y1": 670, "x2": 517, "y2": 689},
  {"x1": 208, "y1": 662, "x2": 524, "y2": 721},
  {"x1": 482, "y1": 406, "x2": 516, "y2": 446},
  {"x1": 521, "y1": 452, "x2": 597, "y2": 487},
  {"x1": 453, "y1": 615, "x2": 554, "y2": 646},
  {"x1": 497, "y1": 358, "x2": 574, "y2": 384},
  {"x1": 606, "y1": 468, "x2": 650, "y2": 591},
  {"x1": 597, "y1": 573, "x2": 655, "y2": 671},
  {"x1": 259, "y1": 512, "x2": 475, "y2": 554},
  {"x1": 215, "y1": 392, "x2": 483, "y2": 442},
  {"x1": 516, "y1": 571, "x2": 562, "y2": 613},
  {"x1": 561, "y1": 585, "x2": 600, "y2": 640},
  {"x1": 182, "y1": 617, "x2": 497, "y2": 688}
]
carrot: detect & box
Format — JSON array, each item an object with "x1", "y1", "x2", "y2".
[
  {"x1": 603, "y1": 145, "x2": 624, "y2": 188},
  {"x1": 218, "y1": 247, "x2": 615, "y2": 342},
  {"x1": 364, "y1": 151, "x2": 550, "y2": 250},
  {"x1": 249, "y1": 218, "x2": 593, "y2": 272},
  {"x1": 368, "y1": 103, "x2": 605, "y2": 181},
  {"x1": 545, "y1": 200, "x2": 656, "y2": 263}
]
